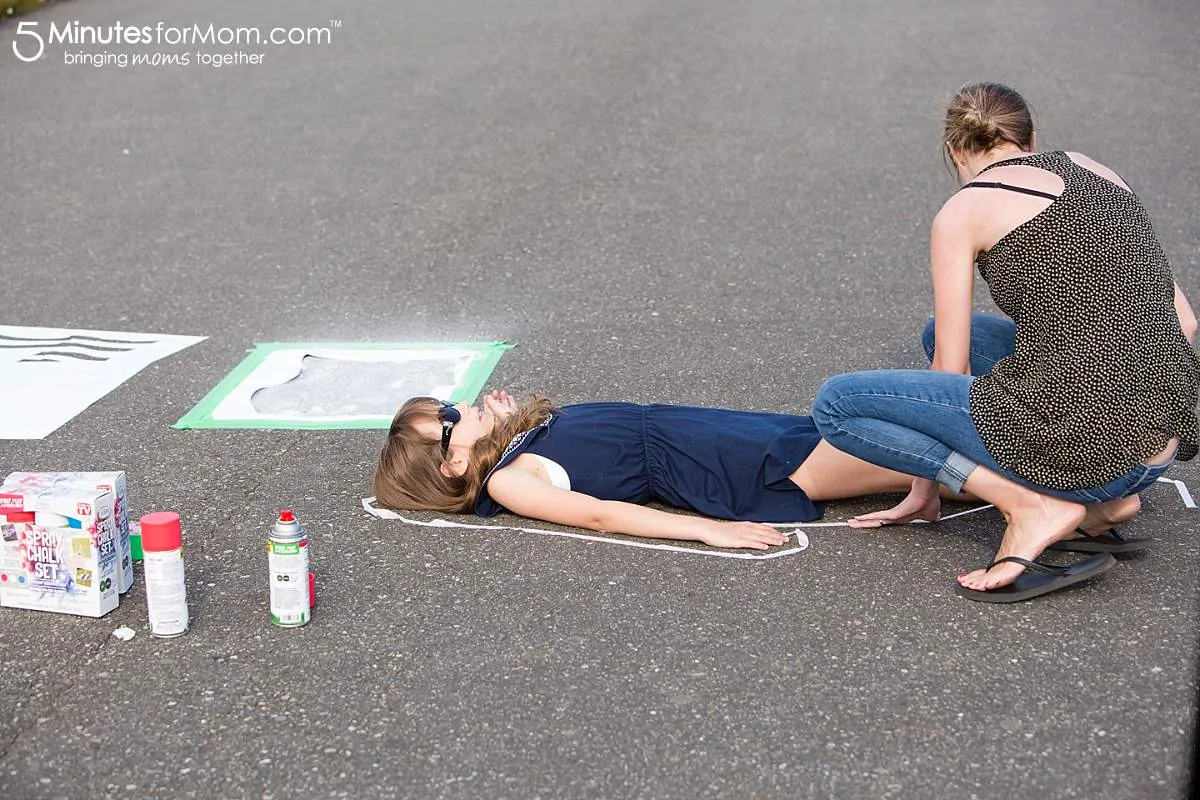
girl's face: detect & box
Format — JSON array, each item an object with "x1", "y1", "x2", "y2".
[
  {"x1": 443, "y1": 401, "x2": 496, "y2": 449},
  {"x1": 413, "y1": 401, "x2": 496, "y2": 473}
]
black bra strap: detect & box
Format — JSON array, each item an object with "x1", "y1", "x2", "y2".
[{"x1": 962, "y1": 181, "x2": 1059, "y2": 201}]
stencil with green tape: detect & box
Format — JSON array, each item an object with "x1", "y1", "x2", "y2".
[{"x1": 175, "y1": 341, "x2": 512, "y2": 430}]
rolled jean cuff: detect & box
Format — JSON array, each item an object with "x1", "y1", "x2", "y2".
[{"x1": 936, "y1": 450, "x2": 979, "y2": 494}]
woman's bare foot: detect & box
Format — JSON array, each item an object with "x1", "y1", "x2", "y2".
[
  {"x1": 956, "y1": 468, "x2": 1088, "y2": 592},
  {"x1": 1076, "y1": 494, "x2": 1142, "y2": 536}
]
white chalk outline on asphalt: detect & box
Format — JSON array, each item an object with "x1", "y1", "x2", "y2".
[
  {"x1": 1157, "y1": 476, "x2": 1195, "y2": 507},
  {"x1": 362, "y1": 497, "x2": 809, "y2": 560},
  {"x1": 361, "y1": 477, "x2": 1192, "y2": 559}
]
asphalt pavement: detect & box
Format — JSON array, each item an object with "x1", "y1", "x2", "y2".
[{"x1": 1, "y1": 0, "x2": 1198, "y2": 798}]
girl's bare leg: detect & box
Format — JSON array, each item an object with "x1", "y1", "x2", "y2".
[{"x1": 790, "y1": 440, "x2": 976, "y2": 505}]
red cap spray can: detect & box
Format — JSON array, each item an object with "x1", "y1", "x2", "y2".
[
  {"x1": 140, "y1": 512, "x2": 189, "y2": 637},
  {"x1": 268, "y1": 509, "x2": 310, "y2": 627}
]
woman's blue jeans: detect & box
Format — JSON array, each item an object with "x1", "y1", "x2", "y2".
[{"x1": 811, "y1": 314, "x2": 1175, "y2": 503}]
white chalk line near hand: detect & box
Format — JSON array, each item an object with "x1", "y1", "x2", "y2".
[{"x1": 361, "y1": 497, "x2": 809, "y2": 560}]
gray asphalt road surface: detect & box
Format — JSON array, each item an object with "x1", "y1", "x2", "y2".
[{"x1": 1, "y1": 0, "x2": 1198, "y2": 798}]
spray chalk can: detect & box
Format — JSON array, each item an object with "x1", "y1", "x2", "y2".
[
  {"x1": 268, "y1": 509, "x2": 310, "y2": 627},
  {"x1": 140, "y1": 512, "x2": 189, "y2": 637}
]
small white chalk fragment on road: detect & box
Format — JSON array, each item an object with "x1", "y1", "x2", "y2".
[{"x1": 112, "y1": 626, "x2": 136, "y2": 641}]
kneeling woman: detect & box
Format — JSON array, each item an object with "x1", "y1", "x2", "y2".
[
  {"x1": 373, "y1": 390, "x2": 941, "y2": 550},
  {"x1": 812, "y1": 82, "x2": 1198, "y2": 602}
]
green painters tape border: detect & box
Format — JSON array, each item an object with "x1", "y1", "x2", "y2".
[{"x1": 173, "y1": 341, "x2": 513, "y2": 430}]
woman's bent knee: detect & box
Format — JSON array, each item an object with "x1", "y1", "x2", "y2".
[
  {"x1": 813, "y1": 371, "x2": 882, "y2": 436},
  {"x1": 813, "y1": 373, "x2": 862, "y2": 431},
  {"x1": 812, "y1": 378, "x2": 839, "y2": 431}
]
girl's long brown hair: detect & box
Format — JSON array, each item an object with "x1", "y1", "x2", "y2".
[{"x1": 372, "y1": 395, "x2": 556, "y2": 513}]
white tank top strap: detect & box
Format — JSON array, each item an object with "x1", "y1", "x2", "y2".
[{"x1": 529, "y1": 453, "x2": 571, "y2": 490}]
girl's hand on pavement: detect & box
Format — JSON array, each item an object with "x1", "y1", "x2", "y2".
[{"x1": 698, "y1": 520, "x2": 790, "y2": 550}]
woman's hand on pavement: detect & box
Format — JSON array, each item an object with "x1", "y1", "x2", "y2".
[{"x1": 848, "y1": 480, "x2": 942, "y2": 528}]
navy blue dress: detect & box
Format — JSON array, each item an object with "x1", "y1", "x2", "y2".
[{"x1": 475, "y1": 403, "x2": 824, "y2": 522}]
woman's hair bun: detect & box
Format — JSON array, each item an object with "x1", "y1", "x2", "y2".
[
  {"x1": 944, "y1": 82, "x2": 1034, "y2": 153},
  {"x1": 961, "y1": 105, "x2": 999, "y2": 135}
]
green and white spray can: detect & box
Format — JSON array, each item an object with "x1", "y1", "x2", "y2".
[{"x1": 267, "y1": 509, "x2": 310, "y2": 627}]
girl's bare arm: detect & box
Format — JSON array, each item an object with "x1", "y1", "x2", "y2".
[{"x1": 486, "y1": 467, "x2": 788, "y2": 550}]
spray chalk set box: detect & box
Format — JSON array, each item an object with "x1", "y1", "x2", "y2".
[
  {"x1": 2, "y1": 472, "x2": 133, "y2": 594},
  {"x1": 0, "y1": 486, "x2": 120, "y2": 618}
]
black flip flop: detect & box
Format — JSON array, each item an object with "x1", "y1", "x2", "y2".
[
  {"x1": 955, "y1": 553, "x2": 1117, "y2": 603},
  {"x1": 1045, "y1": 528, "x2": 1154, "y2": 554}
]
